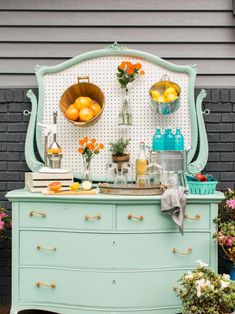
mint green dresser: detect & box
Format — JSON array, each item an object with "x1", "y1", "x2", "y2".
[{"x1": 6, "y1": 189, "x2": 224, "y2": 314}]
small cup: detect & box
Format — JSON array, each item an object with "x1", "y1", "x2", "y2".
[{"x1": 136, "y1": 175, "x2": 150, "y2": 188}]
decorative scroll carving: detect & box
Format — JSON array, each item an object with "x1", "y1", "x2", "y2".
[
  {"x1": 25, "y1": 89, "x2": 44, "y2": 172},
  {"x1": 105, "y1": 41, "x2": 126, "y2": 52},
  {"x1": 188, "y1": 89, "x2": 208, "y2": 174},
  {"x1": 189, "y1": 64, "x2": 198, "y2": 74},
  {"x1": 34, "y1": 64, "x2": 47, "y2": 72}
]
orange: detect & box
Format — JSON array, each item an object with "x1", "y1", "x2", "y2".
[
  {"x1": 48, "y1": 182, "x2": 62, "y2": 192},
  {"x1": 89, "y1": 101, "x2": 102, "y2": 116},
  {"x1": 66, "y1": 104, "x2": 79, "y2": 121},
  {"x1": 79, "y1": 107, "x2": 94, "y2": 121},
  {"x1": 74, "y1": 96, "x2": 93, "y2": 110},
  {"x1": 47, "y1": 147, "x2": 62, "y2": 154}
]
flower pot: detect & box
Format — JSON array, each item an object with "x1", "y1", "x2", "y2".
[
  {"x1": 112, "y1": 154, "x2": 130, "y2": 163},
  {"x1": 230, "y1": 263, "x2": 235, "y2": 281}
]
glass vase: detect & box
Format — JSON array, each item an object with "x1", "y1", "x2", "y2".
[
  {"x1": 82, "y1": 160, "x2": 92, "y2": 183},
  {"x1": 118, "y1": 88, "x2": 132, "y2": 126}
]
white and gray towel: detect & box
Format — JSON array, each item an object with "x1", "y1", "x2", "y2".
[{"x1": 161, "y1": 186, "x2": 188, "y2": 235}]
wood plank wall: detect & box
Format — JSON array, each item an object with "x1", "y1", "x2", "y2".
[{"x1": 0, "y1": 0, "x2": 234, "y2": 88}]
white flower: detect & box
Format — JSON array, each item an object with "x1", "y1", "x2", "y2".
[
  {"x1": 222, "y1": 274, "x2": 230, "y2": 281},
  {"x1": 195, "y1": 278, "x2": 214, "y2": 298},
  {"x1": 185, "y1": 271, "x2": 194, "y2": 280},
  {"x1": 221, "y1": 280, "x2": 230, "y2": 290},
  {"x1": 196, "y1": 260, "x2": 208, "y2": 268}
]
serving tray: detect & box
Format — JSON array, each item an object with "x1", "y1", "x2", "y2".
[{"x1": 98, "y1": 183, "x2": 165, "y2": 196}]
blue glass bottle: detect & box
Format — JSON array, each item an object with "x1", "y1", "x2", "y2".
[
  {"x1": 175, "y1": 128, "x2": 184, "y2": 151},
  {"x1": 164, "y1": 128, "x2": 175, "y2": 150},
  {"x1": 152, "y1": 128, "x2": 164, "y2": 151}
]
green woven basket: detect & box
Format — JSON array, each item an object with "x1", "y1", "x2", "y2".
[{"x1": 187, "y1": 180, "x2": 218, "y2": 195}]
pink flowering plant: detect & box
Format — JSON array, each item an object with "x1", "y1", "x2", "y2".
[
  {"x1": 214, "y1": 188, "x2": 235, "y2": 263},
  {"x1": 0, "y1": 207, "x2": 11, "y2": 240},
  {"x1": 174, "y1": 261, "x2": 235, "y2": 314}
]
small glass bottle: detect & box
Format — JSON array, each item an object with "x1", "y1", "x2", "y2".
[
  {"x1": 147, "y1": 152, "x2": 162, "y2": 185},
  {"x1": 152, "y1": 128, "x2": 164, "y2": 151},
  {"x1": 135, "y1": 142, "x2": 149, "y2": 186},
  {"x1": 164, "y1": 128, "x2": 175, "y2": 150},
  {"x1": 175, "y1": 128, "x2": 184, "y2": 151}
]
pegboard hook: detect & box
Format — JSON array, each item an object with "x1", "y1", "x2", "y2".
[
  {"x1": 23, "y1": 110, "x2": 31, "y2": 116},
  {"x1": 202, "y1": 109, "x2": 210, "y2": 115}
]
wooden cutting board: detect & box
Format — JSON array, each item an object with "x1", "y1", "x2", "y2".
[{"x1": 42, "y1": 189, "x2": 97, "y2": 196}]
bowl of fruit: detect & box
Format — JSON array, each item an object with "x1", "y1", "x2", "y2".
[
  {"x1": 186, "y1": 173, "x2": 218, "y2": 195},
  {"x1": 149, "y1": 78, "x2": 181, "y2": 115},
  {"x1": 59, "y1": 76, "x2": 105, "y2": 127}
]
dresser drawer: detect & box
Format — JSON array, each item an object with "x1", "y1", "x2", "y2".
[
  {"x1": 19, "y1": 202, "x2": 113, "y2": 230},
  {"x1": 116, "y1": 203, "x2": 210, "y2": 231},
  {"x1": 20, "y1": 231, "x2": 211, "y2": 269},
  {"x1": 19, "y1": 267, "x2": 181, "y2": 309}
]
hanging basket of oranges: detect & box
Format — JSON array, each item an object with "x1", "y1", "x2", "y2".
[
  {"x1": 59, "y1": 76, "x2": 105, "y2": 127},
  {"x1": 149, "y1": 75, "x2": 181, "y2": 115}
]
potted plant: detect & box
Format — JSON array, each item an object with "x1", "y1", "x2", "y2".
[
  {"x1": 174, "y1": 261, "x2": 235, "y2": 314},
  {"x1": 0, "y1": 208, "x2": 11, "y2": 241},
  {"x1": 109, "y1": 137, "x2": 130, "y2": 163},
  {"x1": 214, "y1": 188, "x2": 235, "y2": 279}
]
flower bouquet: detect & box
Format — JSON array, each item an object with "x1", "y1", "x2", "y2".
[
  {"x1": 0, "y1": 208, "x2": 11, "y2": 240},
  {"x1": 174, "y1": 261, "x2": 235, "y2": 314},
  {"x1": 77, "y1": 136, "x2": 104, "y2": 183},
  {"x1": 116, "y1": 61, "x2": 144, "y2": 125}
]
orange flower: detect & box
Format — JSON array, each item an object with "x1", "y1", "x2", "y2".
[
  {"x1": 99, "y1": 143, "x2": 104, "y2": 149},
  {"x1": 127, "y1": 66, "x2": 134, "y2": 75},
  {"x1": 119, "y1": 62, "x2": 126, "y2": 70},
  {"x1": 79, "y1": 139, "x2": 84, "y2": 146},
  {"x1": 94, "y1": 149, "x2": 100, "y2": 153},
  {"x1": 87, "y1": 143, "x2": 94, "y2": 151},
  {"x1": 135, "y1": 63, "x2": 142, "y2": 70},
  {"x1": 78, "y1": 147, "x2": 84, "y2": 154},
  {"x1": 140, "y1": 70, "x2": 145, "y2": 75},
  {"x1": 84, "y1": 136, "x2": 89, "y2": 142},
  {"x1": 91, "y1": 138, "x2": 96, "y2": 143}
]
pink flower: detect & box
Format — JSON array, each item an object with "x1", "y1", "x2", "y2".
[
  {"x1": 0, "y1": 220, "x2": 4, "y2": 230},
  {"x1": 0, "y1": 212, "x2": 6, "y2": 220},
  {"x1": 225, "y1": 236, "x2": 234, "y2": 247},
  {"x1": 226, "y1": 199, "x2": 235, "y2": 209}
]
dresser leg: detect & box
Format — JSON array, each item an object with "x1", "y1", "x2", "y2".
[{"x1": 10, "y1": 308, "x2": 18, "y2": 314}]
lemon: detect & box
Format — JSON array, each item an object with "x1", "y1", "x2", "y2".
[
  {"x1": 166, "y1": 93, "x2": 178, "y2": 102},
  {"x1": 156, "y1": 95, "x2": 166, "y2": 103},
  {"x1": 82, "y1": 180, "x2": 92, "y2": 190},
  {"x1": 151, "y1": 90, "x2": 161, "y2": 99},
  {"x1": 70, "y1": 182, "x2": 80, "y2": 191},
  {"x1": 164, "y1": 87, "x2": 177, "y2": 97}
]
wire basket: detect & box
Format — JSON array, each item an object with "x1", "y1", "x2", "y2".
[
  {"x1": 149, "y1": 75, "x2": 181, "y2": 115},
  {"x1": 187, "y1": 180, "x2": 218, "y2": 195},
  {"x1": 59, "y1": 76, "x2": 105, "y2": 127}
]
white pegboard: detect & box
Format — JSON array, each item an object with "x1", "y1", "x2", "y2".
[{"x1": 41, "y1": 55, "x2": 191, "y2": 180}]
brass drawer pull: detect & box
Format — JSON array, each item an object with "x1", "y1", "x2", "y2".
[
  {"x1": 184, "y1": 214, "x2": 200, "y2": 221},
  {"x1": 128, "y1": 214, "x2": 144, "y2": 221},
  {"x1": 84, "y1": 214, "x2": 101, "y2": 220},
  {"x1": 36, "y1": 282, "x2": 56, "y2": 289},
  {"x1": 37, "y1": 245, "x2": 56, "y2": 252},
  {"x1": 29, "y1": 210, "x2": 46, "y2": 218},
  {"x1": 172, "y1": 247, "x2": 192, "y2": 255}
]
